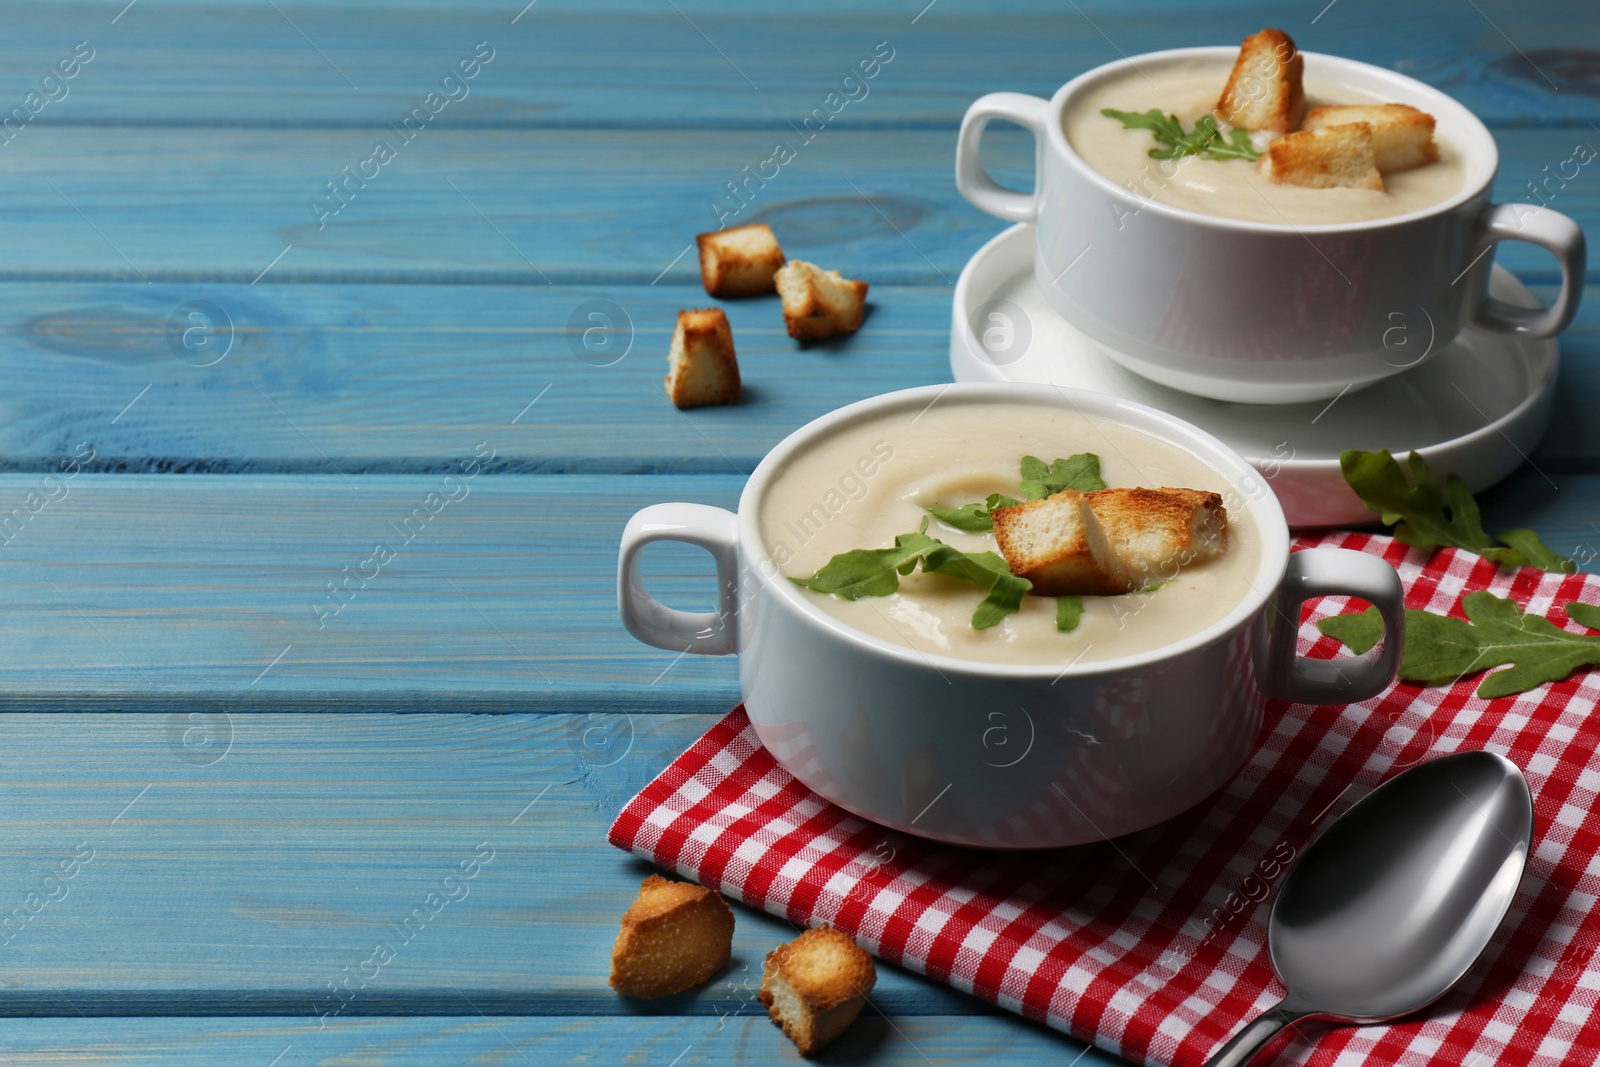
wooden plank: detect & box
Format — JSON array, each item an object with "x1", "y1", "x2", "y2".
[
  {"x1": 0, "y1": 127, "x2": 1586, "y2": 285},
  {"x1": 0, "y1": 282, "x2": 946, "y2": 476},
  {"x1": 0, "y1": 1014, "x2": 1113, "y2": 1066},
  {"x1": 0, "y1": 3, "x2": 1589, "y2": 129},
  {"x1": 0, "y1": 281, "x2": 1593, "y2": 477},
  {"x1": 0, "y1": 127, "x2": 1021, "y2": 285},
  {"x1": 0, "y1": 711, "x2": 1002, "y2": 1022},
  {"x1": 0, "y1": 473, "x2": 743, "y2": 711},
  {"x1": 0, "y1": 469, "x2": 1594, "y2": 711}
]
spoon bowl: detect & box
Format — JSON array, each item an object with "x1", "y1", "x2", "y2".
[{"x1": 1205, "y1": 751, "x2": 1533, "y2": 1067}]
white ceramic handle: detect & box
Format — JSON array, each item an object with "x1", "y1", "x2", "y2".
[
  {"x1": 955, "y1": 91, "x2": 1050, "y2": 223},
  {"x1": 1471, "y1": 202, "x2": 1586, "y2": 338},
  {"x1": 618, "y1": 503, "x2": 739, "y2": 655},
  {"x1": 1261, "y1": 547, "x2": 1404, "y2": 705}
]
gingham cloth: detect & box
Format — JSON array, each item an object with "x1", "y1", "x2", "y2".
[{"x1": 609, "y1": 532, "x2": 1600, "y2": 1067}]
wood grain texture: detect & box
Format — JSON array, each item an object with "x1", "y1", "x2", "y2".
[
  {"x1": 0, "y1": 281, "x2": 1594, "y2": 476},
  {"x1": 0, "y1": 471, "x2": 1593, "y2": 711},
  {"x1": 0, "y1": 1, "x2": 1591, "y2": 1061},
  {"x1": 0, "y1": 712, "x2": 998, "y2": 1020},
  {"x1": 0, "y1": 127, "x2": 1025, "y2": 285},
  {"x1": 0, "y1": 282, "x2": 947, "y2": 475},
  {"x1": 0, "y1": 127, "x2": 1586, "y2": 285},
  {"x1": 0, "y1": 1014, "x2": 1110, "y2": 1066},
  {"x1": 0, "y1": 473, "x2": 743, "y2": 710},
  {"x1": 0, "y1": 2, "x2": 1591, "y2": 128}
]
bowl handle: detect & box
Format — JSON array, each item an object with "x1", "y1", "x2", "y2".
[
  {"x1": 618, "y1": 503, "x2": 740, "y2": 655},
  {"x1": 1259, "y1": 547, "x2": 1404, "y2": 705},
  {"x1": 955, "y1": 92, "x2": 1049, "y2": 222},
  {"x1": 1470, "y1": 202, "x2": 1586, "y2": 338}
]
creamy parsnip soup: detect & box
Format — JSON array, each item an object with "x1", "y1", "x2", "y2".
[
  {"x1": 1066, "y1": 59, "x2": 1466, "y2": 225},
  {"x1": 760, "y1": 403, "x2": 1261, "y2": 666}
]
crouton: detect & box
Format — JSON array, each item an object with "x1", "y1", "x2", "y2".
[
  {"x1": 1215, "y1": 28, "x2": 1305, "y2": 134},
  {"x1": 776, "y1": 260, "x2": 868, "y2": 341},
  {"x1": 1088, "y1": 487, "x2": 1228, "y2": 587},
  {"x1": 609, "y1": 874, "x2": 736, "y2": 999},
  {"x1": 697, "y1": 223, "x2": 787, "y2": 298},
  {"x1": 760, "y1": 926, "x2": 877, "y2": 1056},
  {"x1": 991, "y1": 490, "x2": 1133, "y2": 597},
  {"x1": 666, "y1": 308, "x2": 740, "y2": 408},
  {"x1": 1302, "y1": 103, "x2": 1439, "y2": 174},
  {"x1": 1260, "y1": 123, "x2": 1385, "y2": 190}
]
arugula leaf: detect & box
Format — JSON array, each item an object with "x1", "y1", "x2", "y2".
[
  {"x1": 1340, "y1": 449, "x2": 1505, "y2": 558},
  {"x1": 1317, "y1": 594, "x2": 1600, "y2": 698},
  {"x1": 926, "y1": 500, "x2": 991, "y2": 532},
  {"x1": 1424, "y1": 593, "x2": 1600, "y2": 699},
  {"x1": 789, "y1": 530, "x2": 942, "y2": 600},
  {"x1": 1056, "y1": 596, "x2": 1084, "y2": 633},
  {"x1": 925, "y1": 449, "x2": 1103, "y2": 530},
  {"x1": 1497, "y1": 528, "x2": 1578, "y2": 573},
  {"x1": 1100, "y1": 109, "x2": 1190, "y2": 155},
  {"x1": 921, "y1": 545, "x2": 1033, "y2": 629},
  {"x1": 1101, "y1": 107, "x2": 1261, "y2": 163},
  {"x1": 1317, "y1": 607, "x2": 1384, "y2": 655},
  {"x1": 1020, "y1": 454, "x2": 1106, "y2": 500},
  {"x1": 926, "y1": 492, "x2": 1021, "y2": 533},
  {"x1": 1567, "y1": 602, "x2": 1600, "y2": 630},
  {"x1": 1194, "y1": 116, "x2": 1260, "y2": 162},
  {"x1": 1340, "y1": 449, "x2": 1573, "y2": 572},
  {"x1": 792, "y1": 531, "x2": 1033, "y2": 629}
]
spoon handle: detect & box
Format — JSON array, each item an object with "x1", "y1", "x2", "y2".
[{"x1": 1202, "y1": 1000, "x2": 1315, "y2": 1067}]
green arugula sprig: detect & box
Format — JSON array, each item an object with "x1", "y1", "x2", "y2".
[
  {"x1": 792, "y1": 519, "x2": 1031, "y2": 629},
  {"x1": 1056, "y1": 596, "x2": 1084, "y2": 633},
  {"x1": 1019, "y1": 454, "x2": 1107, "y2": 500},
  {"x1": 801, "y1": 453, "x2": 1116, "y2": 632},
  {"x1": 1101, "y1": 108, "x2": 1260, "y2": 162},
  {"x1": 927, "y1": 493, "x2": 1020, "y2": 533},
  {"x1": 1319, "y1": 594, "x2": 1600, "y2": 699},
  {"x1": 926, "y1": 453, "x2": 1106, "y2": 533},
  {"x1": 1340, "y1": 450, "x2": 1573, "y2": 572}
]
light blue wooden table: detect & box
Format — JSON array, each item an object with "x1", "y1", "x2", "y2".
[{"x1": 0, "y1": 1, "x2": 1594, "y2": 1062}]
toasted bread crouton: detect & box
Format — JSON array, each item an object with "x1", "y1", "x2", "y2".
[
  {"x1": 1088, "y1": 487, "x2": 1228, "y2": 587},
  {"x1": 666, "y1": 308, "x2": 740, "y2": 408},
  {"x1": 760, "y1": 926, "x2": 876, "y2": 1056},
  {"x1": 776, "y1": 260, "x2": 868, "y2": 341},
  {"x1": 1303, "y1": 103, "x2": 1439, "y2": 174},
  {"x1": 1260, "y1": 123, "x2": 1384, "y2": 190},
  {"x1": 697, "y1": 223, "x2": 786, "y2": 298},
  {"x1": 991, "y1": 490, "x2": 1132, "y2": 596},
  {"x1": 609, "y1": 874, "x2": 735, "y2": 999},
  {"x1": 1215, "y1": 28, "x2": 1305, "y2": 134}
]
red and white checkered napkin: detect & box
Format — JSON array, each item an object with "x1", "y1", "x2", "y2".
[{"x1": 609, "y1": 532, "x2": 1600, "y2": 1067}]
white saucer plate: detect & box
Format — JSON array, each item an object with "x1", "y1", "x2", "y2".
[{"x1": 950, "y1": 223, "x2": 1559, "y2": 528}]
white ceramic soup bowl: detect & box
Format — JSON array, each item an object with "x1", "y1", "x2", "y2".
[
  {"x1": 955, "y1": 48, "x2": 1585, "y2": 404},
  {"x1": 618, "y1": 385, "x2": 1403, "y2": 848}
]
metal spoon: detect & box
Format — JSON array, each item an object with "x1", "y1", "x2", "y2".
[{"x1": 1205, "y1": 751, "x2": 1533, "y2": 1067}]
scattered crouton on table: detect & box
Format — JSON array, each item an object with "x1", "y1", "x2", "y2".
[
  {"x1": 609, "y1": 874, "x2": 736, "y2": 999},
  {"x1": 697, "y1": 222, "x2": 787, "y2": 298},
  {"x1": 776, "y1": 260, "x2": 868, "y2": 341},
  {"x1": 666, "y1": 307, "x2": 740, "y2": 409},
  {"x1": 760, "y1": 925, "x2": 877, "y2": 1057}
]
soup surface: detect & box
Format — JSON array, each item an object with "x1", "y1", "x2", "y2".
[
  {"x1": 1065, "y1": 59, "x2": 1468, "y2": 225},
  {"x1": 760, "y1": 401, "x2": 1264, "y2": 666}
]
